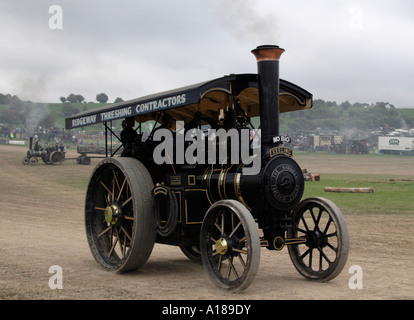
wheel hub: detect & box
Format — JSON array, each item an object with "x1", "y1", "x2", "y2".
[
  {"x1": 215, "y1": 238, "x2": 228, "y2": 255},
  {"x1": 307, "y1": 230, "x2": 327, "y2": 249},
  {"x1": 104, "y1": 204, "x2": 121, "y2": 225}
]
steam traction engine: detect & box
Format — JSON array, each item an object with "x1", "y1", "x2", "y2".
[
  {"x1": 22, "y1": 139, "x2": 65, "y2": 166},
  {"x1": 66, "y1": 45, "x2": 349, "y2": 292}
]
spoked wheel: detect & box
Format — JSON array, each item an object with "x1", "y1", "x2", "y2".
[
  {"x1": 287, "y1": 197, "x2": 349, "y2": 281},
  {"x1": 85, "y1": 157, "x2": 156, "y2": 272},
  {"x1": 200, "y1": 200, "x2": 260, "y2": 292},
  {"x1": 29, "y1": 157, "x2": 38, "y2": 166}
]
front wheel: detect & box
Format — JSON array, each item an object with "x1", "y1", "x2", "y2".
[
  {"x1": 200, "y1": 200, "x2": 260, "y2": 292},
  {"x1": 85, "y1": 157, "x2": 156, "y2": 272},
  {"x1": 287, "y1": 197, "x2": 349, "y2": 281},
  {"x1": 29, "y1": 157, "x2": 38, "y2": 166}
]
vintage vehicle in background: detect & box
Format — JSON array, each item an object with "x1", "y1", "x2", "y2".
[
  {"x1": 75, "y1": 145, "x2": 118, "y2": 165},
  {"x1": 65, "y1": 45, "x2": 349, "y2": 292},
  {"x1": 22, "y1": 140, "x2": 65, "y2": 166}
]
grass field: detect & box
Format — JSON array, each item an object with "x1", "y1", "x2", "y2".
[
  {"x1": 294, "y1": 151, "x2": 414, "y2": 215},
  {"x1": 303, "y1": 174, "x2": 414, "y2": 215}
]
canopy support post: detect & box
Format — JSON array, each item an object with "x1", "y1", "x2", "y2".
[{"x1": 104, "y1": 122, "x2": 108, "y2": 158}]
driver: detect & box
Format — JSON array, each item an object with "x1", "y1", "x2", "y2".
[
  {"x1": 120, "y1": 117, "x2": 142, "y2": 157},
  {"x1": 121, "y1": 116, "x2": 140, "y2": 147}
]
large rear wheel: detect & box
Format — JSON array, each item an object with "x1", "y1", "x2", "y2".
[
  {"x1": 49, "y1": 151, "x2": 64, "y2": 164},
  {"x1": 85, "y1": 157, "x2": 156, "y2": 272}
]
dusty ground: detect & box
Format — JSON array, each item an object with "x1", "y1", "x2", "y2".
[{"x1": 0, "y1": 144, "x2": 413, "y2": 300}]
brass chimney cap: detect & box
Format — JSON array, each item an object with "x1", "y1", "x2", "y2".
[{"x1": 252, "y1": 45, "x2": 285, "y2": 62}]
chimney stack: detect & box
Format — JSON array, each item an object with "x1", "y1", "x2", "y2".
[{"x1": 251, "y1": 45, "x2": 285, "y2": 159}]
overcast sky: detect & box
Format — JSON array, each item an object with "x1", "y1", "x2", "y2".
[{"x1": 1, "y1": 0, "x2": 413, "y2": 107}]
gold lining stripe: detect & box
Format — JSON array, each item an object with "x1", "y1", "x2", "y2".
[
  {"x1": 223, "y1": 165, "x2": 233, "y2": 199},
  {"x1": 153, "y1": 186, "x2": 168, "y2": 195},
  {"x1": 184, "y1": 189, "x2": 211, "y2": 224},
  {"x1": 285, "y1": 238, "x2": 307, "y2": 245},
  {"x1": 121, "y1": 196, "x2": 132, "y2": 207},
  {"x1": 234, "y1": 172, "x2": 251, "y2": 211},
  {"x1": 188, "y1": 175, "x2": 196, "y2": 186},
  {"x1": 200, "y1": 83, "x2": 232, "y2": 99},
  {"x1": 100, "y1": 181, "x2": 113, "y2": 197},
  {"x1": 218, "y1": 169, "x2": 225, "y2": 200},
  {"x1": 260, "y1": 240, "x2": 269, "y2": 247},
  {"x1": 232, "y1": 248, "x2": 247, "y2": 254},
  {"x1": 175, "y1": 191, "x2": 182, "y2": 223}
]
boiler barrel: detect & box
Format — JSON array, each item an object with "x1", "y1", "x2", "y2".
[
  {"x1": 199, "y1": 164, "x2": 262, "y2": 211},
  {"x1": 199, "y1": 154, "x2": 305, "y2": 213},
  {"x1": 27, "y1": 149, "x2": 46, "y2": 158}
]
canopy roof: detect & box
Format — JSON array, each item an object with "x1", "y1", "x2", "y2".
[{"x1": 65, "y1": 73, "x2": 312, "y2": 130}]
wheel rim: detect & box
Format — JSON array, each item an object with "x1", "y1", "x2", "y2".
[
  {"x1": 29, "y1": 157, "x2": 38, "y2": 166},
  {"x1": 200, "y1": 200, "x2": 260, "y2": 292},
  {"x1": 288, "y1": 197, "x2": 349, "y2": 281},
  {"x1": 49, "y1": 151, "x2": 64, "y2": 164},
  {"x1": 82, "y1": 156, "x2": 91, "y2": 165},
  {"x1": 85, "y1": 158, "x2": 155, "y2": 272}
]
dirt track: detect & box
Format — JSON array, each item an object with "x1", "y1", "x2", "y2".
[{"x1": 1, "y1": 145, "x2": 413, "y2": 300}]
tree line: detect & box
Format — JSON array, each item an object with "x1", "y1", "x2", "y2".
[
  {"x1": 0, "y1": 93, "x2": 124, "y2": 128},
  {"x1": 59, "y1": 93, "x2": 124, "y2": 104},
  {"x1": 1, "y1": 92, "x2": 413, "y2": 133}
]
